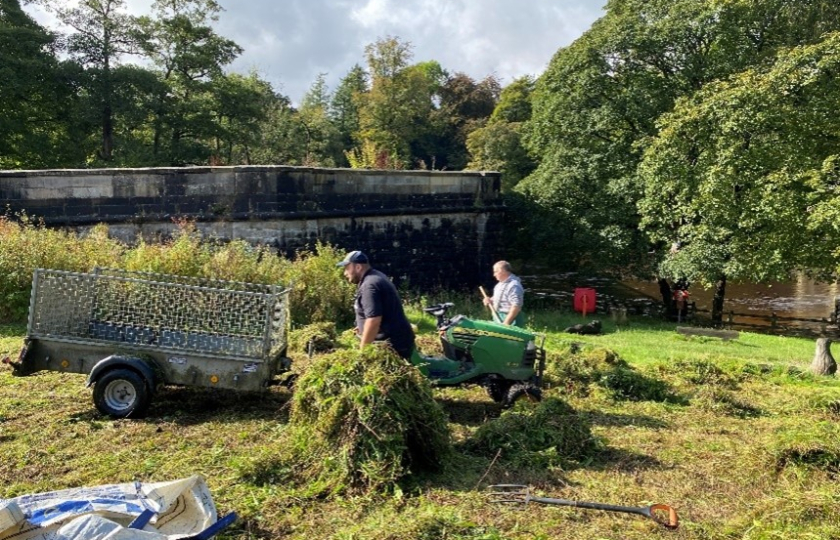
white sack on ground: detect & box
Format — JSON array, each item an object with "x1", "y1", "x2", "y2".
[{"x1": 0, "y1": 475, "x2": 216, "y2": 540}]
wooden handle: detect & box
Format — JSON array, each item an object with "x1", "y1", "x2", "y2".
[{"x1": 479, "y1": 286, "x2": 502, "y2": 323}]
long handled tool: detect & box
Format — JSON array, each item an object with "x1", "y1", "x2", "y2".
[
  {"x1": 489, "y1": 484, "x2": 679, "y2": 530},
  {"x1": 479, "y1": 286, "x2": 503, "y2": 323}
]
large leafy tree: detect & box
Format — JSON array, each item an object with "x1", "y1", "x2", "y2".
[
  {"x1": 639, "y1": 33, "x2": 840, "y2": 321},
  {"x1": 521, "y1": 0, "x2": 736, "y2": 274},
  {"x1": 0, "y1": 0, "x2": 82, "y2": 168},
  {"x1": 330, "y1": 64, "x2": 368, "y2": 164},
  {"x1": 353, "y1": 36, "x2": 444, "y2": 168},
  {"x1": 422, "y1": 73, "x2": 499, "y2": 170},
  {"x1": 522, "y1": 0, "x2": 840, "y2": 289},
  {"x1": 249, "y1": 93, "x2": 308, "y2": 166},
  {"x1": 209, "y1": 72, "x2": 276, "y2": 165},
  {"x1": 467, "y1": 76, "x2": 535, "y2": 190},
  {"x1": 136, "y1": 0, "x2": 242, "y2": 165},
  {"x1": 47, "y1": 0, "x2": 141, "y2": 162}
]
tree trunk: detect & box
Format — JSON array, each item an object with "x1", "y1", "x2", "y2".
[
  {"x1": 657, "y1": 278, "x2": 675, "y2": 319},
  {"x1": 711, "y1": 275, "x2": 727, "y2": 325},
  {"x1": 811, "y1": 338, "x2": 837, "y2": 376}
]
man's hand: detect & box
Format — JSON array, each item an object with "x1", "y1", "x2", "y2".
[{"x1": 482, "y1": 297, "x2": 492, "y2": 307}]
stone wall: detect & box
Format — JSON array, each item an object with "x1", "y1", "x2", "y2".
[{"x1": 0, "y1": 166, "x2": 504, "y2": 290}]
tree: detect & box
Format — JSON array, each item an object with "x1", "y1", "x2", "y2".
[
  {"x1": 330, "y1": 64, "x2": 368, "y2": 165},
  {"x1": 0, "y1": 0, "x2": 72, "y2": 168},
  {"x1": 47, "y1": 0, "x2": 141, "y2": 162},
  {"x1": 210, "y1": 71, "x2": 275, "y2": 164},
  {"x1": 521, "y1": 0, "x2": 729, "y2": 274},
  {"x1": 423, "y1": 73, "x2": 499, "y2": 170},
  {"x1": 638, "y1": 33, "x2": 840, "y2": 322},
  {"x1": 136, "y1": 0, "x2": 242, "y2": 165},
  {"x1": 521, "y1": 0, "x2": 840, "y2": 291},
  {"x1": 812, "y1": 339, "x2": 837, "y2": 376},
  {"x1": 298, "y1": 74, "x2": 341, "y2": 166},
  {"x1": 249, "y1": 93, "x2": 308, "y2": 166},
  {"x1": 354, "y1": 36, "x2": 444, "y2": 168},
  {"x1": 467, "y1": 76, "x2": 534, "y2": 190}
]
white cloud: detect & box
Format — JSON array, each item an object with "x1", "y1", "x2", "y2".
[{"x1": 24, "y1": 0, "x2": 607, "y2": 104}]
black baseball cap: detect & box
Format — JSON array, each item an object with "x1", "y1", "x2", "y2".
[{"x1": 337, "y1": 250, "x2": 369, "y2": 267}]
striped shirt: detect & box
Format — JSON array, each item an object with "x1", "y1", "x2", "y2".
[{"x1": 493, "y1": 274, "x2": 524, "y2": 313}]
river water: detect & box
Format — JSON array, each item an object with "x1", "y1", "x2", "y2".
[{"x1": 519, "y1": 270, "x2": 840, "y2": 333}]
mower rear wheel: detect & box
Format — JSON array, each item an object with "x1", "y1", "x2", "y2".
[
  {"x1": 486, "y1": 379, "x2": 512, "y2": 403},
  {"x1": 503, "y1": 383, "x2": 542, "y2": 408}
]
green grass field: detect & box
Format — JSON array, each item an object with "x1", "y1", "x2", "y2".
[{"x1": 1, "y1": 313, "x2": 839, "y2": 540}]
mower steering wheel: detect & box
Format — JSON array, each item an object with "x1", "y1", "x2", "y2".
[{"x1": 423, "y1": 302, "x2": 454, "y2": 314}]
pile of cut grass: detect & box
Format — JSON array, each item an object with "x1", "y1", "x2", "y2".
[
  {"x1": 465, "y1": 397, "x2": 599, "y2": 469},
  {"x1": 251, "y1": 345, "x2": 450, "y2": 496},
  {"x1": 544, "y1": 344, "x2": 676, "y2": 402}
]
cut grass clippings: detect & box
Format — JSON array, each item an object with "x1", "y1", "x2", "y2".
[{"x1": 245, "y1": 345, "x2": 451, "y2": 497}]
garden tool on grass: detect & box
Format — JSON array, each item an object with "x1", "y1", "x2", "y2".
[{"x1": 489, "y1": 484, "x2": 679, "y2": 530}]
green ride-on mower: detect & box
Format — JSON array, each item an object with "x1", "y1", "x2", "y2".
[{"x1": 410, "y1": 303, "x2": 546, "y2": 407}]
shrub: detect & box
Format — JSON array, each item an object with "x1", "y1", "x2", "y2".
[
  {"x1": 0, "y1": 216, "x2": 123, "y2": 321},
  {"x1": 1, "y1": 217, "x2": 354, "y2": 329},
  {"x1": 282, "y1": 242, "x2": 356, "y2": 328},
  {"x1": 123, "y1": 221, "x2": 209, "y2": 277}
]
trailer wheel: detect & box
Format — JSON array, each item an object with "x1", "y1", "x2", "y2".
[
  {"x1": 93, "y1": 368, "x2": 151, "y2": 418},
  {"x1": 503, "y1": 383, "x2": 542, "y2": 408}
]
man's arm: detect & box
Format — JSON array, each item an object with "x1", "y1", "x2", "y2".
[
  {"x1": 503, "y1": 305, "x2": 521, "y2": 325},
  {"x1": 502, "y1": 281, "x2": 525, "y2": 325},
  {"x1": 360, "y1": 316, "x2": 383, "y2": 349}
]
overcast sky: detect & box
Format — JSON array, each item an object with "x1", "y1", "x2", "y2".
[{"x1": 25, "y1": 0, "x2": 608, "y2": 105}]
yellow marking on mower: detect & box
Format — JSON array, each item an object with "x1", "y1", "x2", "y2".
[{"x1": 452, "y1": 328, "x2": 526, "y2": 342}]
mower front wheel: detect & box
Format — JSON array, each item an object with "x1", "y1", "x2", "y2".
[
  {"x1": 486, "y1": 379, "x2": 512, "y2": 403},
  {"x1": 503, "y1": 383, "x2": 542, "y2": 408}
]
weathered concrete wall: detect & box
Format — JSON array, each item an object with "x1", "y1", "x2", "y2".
[{"x1": 0, "y1": 166, "x2": 504, "y2": 290}]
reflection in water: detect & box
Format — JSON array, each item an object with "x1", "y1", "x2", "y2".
[{"x1": 521, "y1": 271, "x2": 840, "y2": 328}]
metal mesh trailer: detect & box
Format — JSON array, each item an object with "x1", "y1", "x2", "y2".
[{"x1": 11, "y1": 268, "x2": 292, "y2": 418}]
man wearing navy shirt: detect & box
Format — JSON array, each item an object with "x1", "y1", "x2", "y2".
[{"x1": 337, "y1": 250, "x2": 415, "y2": 359}]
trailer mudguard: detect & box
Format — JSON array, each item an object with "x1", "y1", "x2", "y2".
[{"x1": 86, "y1": 355, "x2": 158, "y2": 390}]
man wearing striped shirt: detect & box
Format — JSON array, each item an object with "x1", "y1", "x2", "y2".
[{"x1": 483, "y1": 260, "x2": 525, "y2": 327}]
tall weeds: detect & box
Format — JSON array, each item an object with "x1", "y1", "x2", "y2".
[{"x1": 0, "y1": 217, "x2": 354, "y2": 326}]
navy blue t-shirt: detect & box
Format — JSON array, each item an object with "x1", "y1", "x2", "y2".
[{"x1": 355, "y1": 268, "x2": 415, "y2": 358}]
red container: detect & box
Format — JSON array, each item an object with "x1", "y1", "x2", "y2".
[{"x1": 573, "y1": 288, "x2": 596, "y2": 316}]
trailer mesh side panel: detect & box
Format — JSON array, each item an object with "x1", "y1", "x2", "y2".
[{"x1": 28, "y1": 269, "x2": 289, "y2": 360}]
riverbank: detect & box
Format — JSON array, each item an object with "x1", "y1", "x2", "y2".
[{"x1": 1, "y1": 314, "x2": 838, "y2": 540}]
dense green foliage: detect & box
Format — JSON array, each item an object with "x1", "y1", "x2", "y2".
[
  {"x1": 7, "y1": 0, "x2": 840, "y2": 315},
  {"x1": 518, "y1": 0, "x2": 840, "y2": 304},
  {"x1": 0, "y1": 4, "x2": 503, "y2": 171}
]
